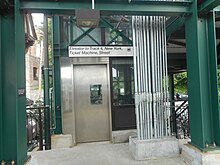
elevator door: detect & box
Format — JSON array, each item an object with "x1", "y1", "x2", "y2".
[{"x1": 74, "y1": 65, "x2": 110, "y2": 143}]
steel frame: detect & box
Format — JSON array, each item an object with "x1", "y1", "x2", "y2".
[
  {"x1": 53, "y1": 16, "x2": 63, "y2": 134},
  {"x1": 0, "y1": 15, "x2": 2, "y2": 162},
  {"x1": 20, "y1": 1, "x2": 192, "y2": 16},
  {"x1": 1, "y1": 0, "x2": 220, "y2": 164},
  {"x1": 185, "y1": 2, "x2": 220, "y2": 149},
  {"x1": 0, "y1": 1, "x2": 27, "y2": 164}
]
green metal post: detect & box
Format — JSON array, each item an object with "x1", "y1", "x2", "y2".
[
  {"x1": 70, "y1": 28, "x2": 94, "y2": 45},
  {"x1": 185, "y1": 1, "x2": 220, "y2": 150},
  {"x1": 53, "y1": 16, "x2": 62, "y2": 134},
  {"x1": 101, "y1": 28, "x2": 106, "y2": 45},
  {"x1": 101, "y1": 18, "x2": 132, "y2": 45},
  {"x1": 78, "y1": 27, "x2": 100, "y2": 45},
  {"x1": 43, "y1": 15, "x2": 51, "y2": 150},
  {"x1": 0, "y1": 15, "x2": 2, "y2": 162},
  {"x1": 0, "y1": 1, "x2": 27, "y2": 164},
  {"x1": 207, "y1": 12, "x2": 220, "y2": 146},
  {"x1": 169, "y1": 74, "x2": 176, "y2": 134}
]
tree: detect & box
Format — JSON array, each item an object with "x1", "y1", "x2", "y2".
[{"x1": 174, "y1": 72, "x2": 187, "y2": 93}]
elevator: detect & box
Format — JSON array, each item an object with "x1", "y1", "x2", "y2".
[
  {"x1": 74, "y1": 65, "x2": 110, "y2": 142},
  {"x1": 61, "y1": 46, "x2": 134, "y2": 144}
]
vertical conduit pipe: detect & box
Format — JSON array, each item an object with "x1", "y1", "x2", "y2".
[
  {"x1": 132, "y1": 16, "x2": 140, "y2": 140},
  {"x1": 43, "y1": 15, "x2": 51, "y2": 150},
  {"x1": 132, "y1": 16, "x2": 169, "y2": 140}
]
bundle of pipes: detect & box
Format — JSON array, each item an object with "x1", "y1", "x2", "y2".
[{"x1": 132, "y1": 16, "x2": 170, "y2": 140}]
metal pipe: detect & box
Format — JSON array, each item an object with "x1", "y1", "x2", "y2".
[
  {"x1": 43, "y1": 15, "x2": 51, "y2": 150},
  {"x1": 140, "y1": 17, "x2": 145, "y2": 139},
  {"x1": 163, "y1": 17, "x2": 170, "y2": 136},
  {"x1": 159, "y1": 17, "x2": 163, "y2": 137},
  {"x1": 92, "y1": 0, "x2": 95, "y2": 9},
  {"x1": 136, "y1": 17, "x2": 142, "y2": 139},
  {"x1": 38, "y1": 108, "x2": 43, "y2": 150},
  {"x1": 132, "y1": 15, "x2": 170, "y2": 140},
  {"x1": 155, "y1": 17, "x2": 159, "y2": 138},
  {"x1": 146, "y1": 17, "x2": 153, "y2": 139},
  {"x1": 132, "y1": 16, "x2": 140, "y2": 140},
  {"x1": 143, "y1": 16, "x2": 149, "y2": 139}
]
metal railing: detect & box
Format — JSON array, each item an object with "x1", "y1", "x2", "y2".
[
  {"x1": 26, "y1": 106, "x2": 49, "y2": 151},
  {"x1": 170, "y1": 99, "x2": 190, "y2": 139}
]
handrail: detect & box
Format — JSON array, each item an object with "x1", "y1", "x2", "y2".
[
  {"x1": 170, "y1": 99, "x2": 190, "y2": 139},
  {"x1": 26, "y1": 105, "x2": 49, "y2": 110},
  {"x1": 26, "y1": 105, "x2": 50, "y2": 151}
]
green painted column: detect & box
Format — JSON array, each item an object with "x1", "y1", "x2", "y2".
[
  {"x1": 52, "y1": 16, "x2": 62, "y2": 134},
  {"x1": 0, "y1": 1, "x2": 27, "y2": 164},
  {"x1": 169, "y1": 74, "x2": 176, "y2": 134},
  {"x1": 185, "y1": 2, "x2": 220, "y2": 150},
  {"x1": 0, "y1": 15, "x2": 3, "y2": 162},
  {"x1": 43, "y1": 15, "x2": 51, "y2": 150}
]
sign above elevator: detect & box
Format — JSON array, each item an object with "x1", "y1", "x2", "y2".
[{"x1": 69, "y1": 46, "x2": 133, "y2": 57}]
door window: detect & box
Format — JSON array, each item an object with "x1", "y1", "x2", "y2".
[
  {"x1": 111, "y1": 58, "x2": 134, "y2": 105},
  {"x1": 90, "y1": 84, "x2": 102, "y2": 105}
]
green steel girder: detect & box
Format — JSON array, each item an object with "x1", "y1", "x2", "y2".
[
  {"x1": 43, "y1": 15, "x2": 51, "y2": 150},
  {"x1": 101, "y1": 18, "x2": 132, "y2": 45},
  {"x1": 199, "y1": 0, "x2": 220, "y2": 14},
  {"x1": 185, "y1": 1, "x2": 220, "y2": 150},
  {"x1": 20, "y1": 1, "x2": 192, "y2": 16},
  {"x1": 169, "y1": 75, "x2": 176, "y2": 134},
  {"x1": 1, "y1": 0, "x2": 27, "y2": 164},
  {"x1": 168, "y1": 39, "x2": 186, "y2": 47},
  {"x1": 78, "y1": 27, "x2": 100, "y2": 45},
  {"x1": 68, "y1": 18, "x2": 100, "y2": 45},
  {"x1": 107, "y1": 33, "x2": 120, "y2": 45},
  {"x1": 0, "y1": 15, "x2": 2, "y2": 162},
  {"x1": 52, "y1": 16, "x2": 62, "y2": 134},
  {"x1": 70, "y1": 28, "x2": 95, "y2": 45},
  {"x1": 166, "y1": 0, "x2": 220, "y2": 39},
  {"x1": 166, "y1": 17, "x2": 185, "y2": 39}
]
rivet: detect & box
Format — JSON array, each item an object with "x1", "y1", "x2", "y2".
[
  {"x1": 1, "y1": 160, "x2": 5, "y2": 165},
  {"x1": 213, "y1": 142, "x2": 216, "y2": 147},
  {"x1": 11, "y1": 160, "x2": 15, "y2": 165}
]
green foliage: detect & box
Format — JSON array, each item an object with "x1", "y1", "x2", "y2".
[
  {"x1": 217, "y1": 66, "x2": 220, "y2": 91},
  {"x1": 36, "y1": 18, "x2": 52, "y2": 65},
  {"x1": 174, "y1": 67, "x2": 220, "y2": 94},
  {"x1": 37, "y1": 18, "x2": 53, "y2": 89},
  {"x1": 174, "y1": 72, "x2": 187, "y2": 93},
  {"x1": 33, "y1": 99, "x2": 44, "y2": 107}
]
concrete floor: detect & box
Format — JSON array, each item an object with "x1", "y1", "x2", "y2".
[{"x1": 26, "y1": 142, "x2": 187, "y2": 165}]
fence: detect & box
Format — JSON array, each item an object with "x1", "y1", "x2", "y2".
[
  {"x1": 26, "y1": 106, "x2": 48, "y2": 151},
  {"x1": 170, "y1": 99, "x2": 190, "y2": 139}
]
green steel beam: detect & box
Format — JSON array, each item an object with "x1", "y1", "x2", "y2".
[
  {"x1": 199, "y1": 0, "x2": 220, "y2": 13},
  {"x1": 15, "y1": 1, "x2": 27, "y2": 162},
  {"x1": 168, "y1": 39, "x2": 186, "y2": 47},
  {"x1": 1, "y1": 0, "x2": 27, "y2": 164},
  {"x1": 43, "y1": 15, "x2": 51, "y2": 150},
  {"x1": 71, "y1": 28, "x2": 94, "y2": 45},
  {"x1": 20, "y1": 1, "x2": 192, "y2": 16},
  {"x1": 0, "y1": 15, "x2": 2, "y2": 162},
  {"x1": 101, "y1": 18, "x2": 132, "y2": 45},
  {"x1": 166, "y1": 17, "x2": 185, "y2": 38},
  {"x1": 69, "y1": 18, "x2": 100, "y2": 45},
  {"x1": 52, "y1": 16, "x2": 62, "y2": 134},
  {"x1": 67, "y1": 16, "x2": 74, "y2": 44},
  {"x1": 207, "y1": 12, "x2": 220, "y2": 147},
  {"x1": 169, "y1": 75, "x2": 176, "y2": 134},
  {"x1": 78, "y1": 27, "x2": 100, "y2": 45},
  {"x1": 185, "y1": 0, "x2": 220, "y2": 149},
  {"x1": 107, "y1": 33, "x2": 120, "y2": 45}
]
